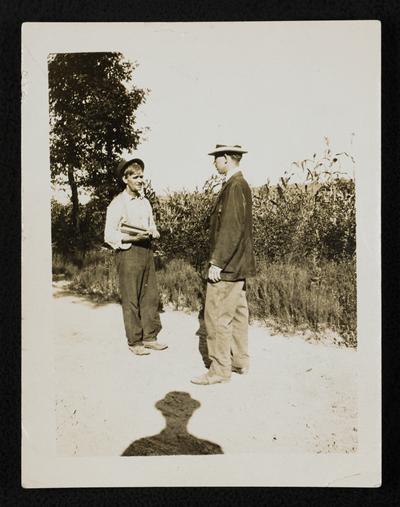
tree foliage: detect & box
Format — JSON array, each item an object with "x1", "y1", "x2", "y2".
[{"x1": 48, "y1": 52, "x2": 147, "y2": 242}]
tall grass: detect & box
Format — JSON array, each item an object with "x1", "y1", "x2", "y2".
[
  {"x1": 53, "y1": 251, "x2": 356, "y2": 346},
  {"x1": 55, "y1": 249, "x2": 121, "y2": 302},
  {"x1": 246, "y1": 259, "x2": 356, "y2": 345},
  {"x1": 157, "y1": 258, "x2": 204, "y2": 311},
  {"x1": 52, "y1": 251, "x2": 81, "y2": 279}
]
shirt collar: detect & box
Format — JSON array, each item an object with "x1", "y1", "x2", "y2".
[
  {"x1": 123, "y1": 188, "x2": 145, "y2": 200},
  {"x1": 225, "y1": 168, "x2": 241, "y2": 182}
]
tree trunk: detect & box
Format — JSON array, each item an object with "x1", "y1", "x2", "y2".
[{"x1": 67, "y1": 166, "x2": 80, "y2": 238}]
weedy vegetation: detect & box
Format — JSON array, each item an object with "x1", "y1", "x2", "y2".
[{"x1": 52, "y1": 139, "x2": 357, "y2": 346}]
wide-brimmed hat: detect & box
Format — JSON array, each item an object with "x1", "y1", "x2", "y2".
[
  {"x1": 207, "y1": 144, "x2": 248, "y2": 156},
  {"x1": 115, "y1": 157, "x2": 145, "y2": 180}
]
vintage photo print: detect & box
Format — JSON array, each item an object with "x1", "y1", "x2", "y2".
[{"x1": 22, "y1": 21, "x2": 381, "y2": 487}]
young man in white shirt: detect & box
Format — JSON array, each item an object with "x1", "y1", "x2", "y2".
[{"x1": 105, "y1": 157, "x2": 167, "y2": 355}]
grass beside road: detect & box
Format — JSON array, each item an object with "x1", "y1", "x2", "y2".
[{"x1": 53, "y1": 249, "x2": 356, "y2": 347}]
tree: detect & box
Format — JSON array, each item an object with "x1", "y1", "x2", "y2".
[{"x1": 48, "y1": 52, "x2": 147, "y2": 245}]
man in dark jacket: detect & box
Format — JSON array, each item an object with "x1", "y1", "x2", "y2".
[{"x1": 192, "y1": 145, "x2": 256, "y2": 385}]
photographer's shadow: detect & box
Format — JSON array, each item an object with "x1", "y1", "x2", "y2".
[{"x1": 121, "y1": 391, "x2": 223, "y2": 456}]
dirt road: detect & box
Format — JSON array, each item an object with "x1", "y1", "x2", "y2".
[{"x1": 53, "y1": 282, "x2": 358, "y2": 457}]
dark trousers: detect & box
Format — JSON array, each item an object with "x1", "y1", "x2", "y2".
[{"x1": 116, "y1": 244, "x2": 162, "y2": 346}]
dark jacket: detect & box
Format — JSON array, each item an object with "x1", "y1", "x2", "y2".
[{"x1": 208, "y1": 171, "x2": 256, "y2": 281}]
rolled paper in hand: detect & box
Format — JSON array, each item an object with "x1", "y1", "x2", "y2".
[
  {"x1": 120, "y1": 227, "x2": 140, "y2": 236},
  {"x1": 120, "y1": 221, "x2": 149, "y2": 236}
]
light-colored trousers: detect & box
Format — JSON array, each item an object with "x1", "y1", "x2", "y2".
[{"x1": 204, "y1": 280, "x2": 250, "y2": 379}]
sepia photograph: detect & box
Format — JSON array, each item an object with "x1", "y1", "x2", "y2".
[{"x1": 22, "y1": 21, "x2": 381, "y2": 487}]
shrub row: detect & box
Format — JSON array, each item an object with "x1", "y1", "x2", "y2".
[
  {"x1": 52, "y1": 146, "x2": 357, "y2": 345},
  {"x1": 56, "y1": 248, "x2": 356, "y2": 346}
]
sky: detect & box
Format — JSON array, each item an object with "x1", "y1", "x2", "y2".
[{"x1": 52, "y1": 21, "x2": 378, "y2": 200}]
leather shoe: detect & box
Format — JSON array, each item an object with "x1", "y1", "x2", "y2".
[
  {"x1": 129, "y1": 345, "x2": 150, "y2": 356},
  {"x1": 143, "y1": 341, "x2": 168, "y2": 351},
  {"x1": 191, "y1": 373, "x2": 230, "y2": 385},
  {"x1": 232, "y1": 366, "x2": 249, "y2": 375}
]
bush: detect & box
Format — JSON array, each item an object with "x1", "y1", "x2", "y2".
[
  {"x1": 52, "y1": 251, "x2": 81, "y2": 279},
  {"x1": 157, "y1": 258, "x2": 204, "y2": 311},
  {"x1": 252, "y1": 177, "x2": 355, "y2": 263},
  {"x1": 52, "y1": 142, "x2": 356, "y2": 268},
  {"x1": 52, "y1": 141, "x2": 357, "y2": 345},
  {"x1": 51, "y1": 197, "x2": 108, "y2": 255},
  {"x1": 246, "y1": 259, "x2": 356, "y2": 345},
  {"x1": 154, "y1": 176, "x2": 221, "y2": 272},
  {"x1": 58, "y1": 248, "x2": 121, "y2": 302},
  {"x1": 154, "y1": 148, "x2": 356, "y2": 269}
]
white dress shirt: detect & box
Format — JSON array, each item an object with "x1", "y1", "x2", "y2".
[{"x1": 104, "y1": 190, "x2": 158, "y2": 250}]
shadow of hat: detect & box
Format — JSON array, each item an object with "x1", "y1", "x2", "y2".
[
  {"x1": 155, "y1": 391, "x2": 201, "y2": 418},
  {"x1": 115, "y1": 157, "x2": 145, "y2": 180}
]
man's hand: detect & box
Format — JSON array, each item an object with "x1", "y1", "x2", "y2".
[
  {"x1": 208, "y1": 264, "x2": 222, "y2": 283},
  {"x1": 134, "y1": 231, "x2": 151, "y2": 242},
  {"x1": 149, "y1": 227, "x2": 160, "y2": 239}
]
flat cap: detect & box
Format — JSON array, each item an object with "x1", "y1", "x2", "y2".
[{"x1": 115, "y1": 157, "x2": 145, "y2": 180}]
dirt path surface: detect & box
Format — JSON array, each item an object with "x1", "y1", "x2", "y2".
[{"x1": 53, "y1": 282, "x2": 358, "y2": 457}]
